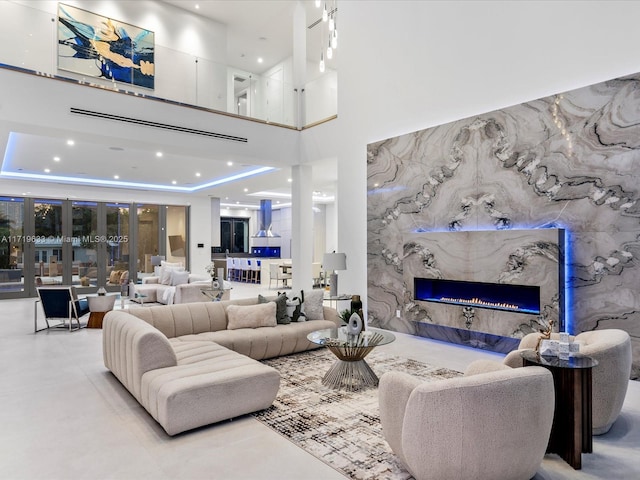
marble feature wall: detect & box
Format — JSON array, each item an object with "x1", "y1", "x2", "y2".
[
  {"x1": 404, "y1": 229, "x2": 564, "y2": 351},
  {"x1": 367, "y1": 73, "x2": 640, "y2": 379}
]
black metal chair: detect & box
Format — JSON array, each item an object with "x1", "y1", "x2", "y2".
[{"x1": 34, "y1": 286, "x2": 90, "y2": 333}]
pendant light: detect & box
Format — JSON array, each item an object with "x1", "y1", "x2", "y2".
[
  {"x1": 322, "y1": 2, "x2": 328, "y2": 22},
  {"x1": 332, "y1": 19, "x2": 338, "y2": 49},
  {"x1": 319, "y1": 50, "x2": 325, "y2": 73},
  {"x1": 327, "y1": 37, "x2": 333, "y2": 60},
  {"x1": 315, "y1": 0, "x2": 321, "y2": 7}
]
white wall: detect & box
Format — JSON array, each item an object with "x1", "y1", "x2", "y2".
[
  {"x1": 336, "y1": 0, "x2": 640, "y2": 302},
  {"x1": 1, "y1": 0, "x2": 228, "y2": 110}
]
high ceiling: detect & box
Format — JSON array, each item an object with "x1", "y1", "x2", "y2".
[{"x1": 0, "y1": 0, "x2": 338, "y2": 209}]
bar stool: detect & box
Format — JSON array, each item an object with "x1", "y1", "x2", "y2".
[
  {"x1": 231, "y1": 258, "x2": 241, "y2": 281},
  {"x1": 250, "y1": 258, "x2": 261, "y2": 283},
  {"x1": 239, "y1": 258, "x2": 250, "y2": 282},
  {"x1": 226, "y1": 257, "x2": 234, "y2": 281}
]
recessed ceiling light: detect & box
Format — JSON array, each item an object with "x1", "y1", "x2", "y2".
[
  {"x1": 287, "y1": 178, "x2": 292, "y2": 182},
  {"x1": 114, "y1": 175, "x2": 119, "y2": 179},
  {"x1": 227, "y1": 161, "x2": 233, "y2": 166},
  {"x1": 276, "y1": 201, "x2": 280, "y2": 204},
  {"x1": 244, "y1": 188, "x2": 248, "y2": 192},
  {"x1": 195, "y1": 4, "x2": 200, "y2": 9},
  {"x1": 44, "y1": 168, "x2": 50, "y2": 173},
  {"x1": 236, "y1": 201, "x2": 240, "y2": 204},
  {"x1": 172, "y1": 180, "x2": 177, "y2": 185},
  {"x1": 156, "y1": 152, "x2": 163, "y2": 158},
  {"x1": 196, "y1": 172, "x2": 201, "y2": 177},
  {"x1": 257, "y1": 57, "x2": 263, "y2": 63},
  {"x1": 66, "y1": 139, "x2": 75, "y2": 146},
  {"x1": 53, "y1": 156, "x2": 60, "y2": 162}
]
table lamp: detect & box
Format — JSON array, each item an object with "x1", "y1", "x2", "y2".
[{"x1": 323, "y1": 252, "x2": 346, "y2": 298}]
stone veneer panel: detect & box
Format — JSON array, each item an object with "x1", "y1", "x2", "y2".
[
  {"x1": 367, "y1": 73, "x2": 640, "y2": 379},
  {"x1": 403, "y1": 229, "x2": 563, "y2": 344}
]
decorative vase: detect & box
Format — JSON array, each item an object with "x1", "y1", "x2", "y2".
[
  {"x1": 347, "y1": 312, "x2": 363, "y2": 336},
  {"x1": 350, "y1": 295, "x2": 362, "y2": 312}
]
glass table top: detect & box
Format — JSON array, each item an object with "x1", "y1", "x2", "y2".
[
  {"x1": 521, "y1": 350, "x2": 598, "y2": 369},
  {"x1": 307, "y1": 327, "x2": 396, "y2": 348}
]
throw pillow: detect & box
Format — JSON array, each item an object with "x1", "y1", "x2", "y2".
[
  {"x1": 258, "y1": 293, "x2": 290, "y2": 324},
  {"x1": 109, "y1": 270, "x2": 121, "y2": 284},
  {"x1": 161, "y1": 260, "x2": 184, "y2": 268},
  {"x1": 160, "y1": 266, "x2": 184, "y2": 285},
  {"x1": 170, "y1": 270, "x2": 190, "y2": 286},
  {"x1": 303, "y1": 289, "x2": 324, "y2": 320},
  {"x1": 227, "y1": 302, "x2": 277, "y2": 330}
]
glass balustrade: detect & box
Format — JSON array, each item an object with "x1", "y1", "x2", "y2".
[{"x1": 0, "y1": 2, "x2": 336, "y2": 128}]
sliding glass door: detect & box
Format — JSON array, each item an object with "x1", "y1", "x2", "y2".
[
  {"x1": 0, "y1": 197, "x2": 188, "y2": 299},
  {"x1": 0, "y1": 197, "x2": 26, "y2": 296}
]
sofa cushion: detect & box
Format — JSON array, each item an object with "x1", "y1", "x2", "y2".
[
  {"x1": 170, "y1": 269, "x2": 190, "y2": 286},
  {"x1": 227, "y1": 302, "x2": 277, "y2": 330},
  {"x1": 140, "y1": 340, "x2": 280, "y2": 436},
  {"x1": 259, "y1": 293, "x2": 290, "y2": 324},
  {"x1": 173, "y1": 319, "x2": 338, "y2": 360}
]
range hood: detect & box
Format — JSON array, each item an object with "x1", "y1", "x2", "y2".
[{"x1": 252, "y1": 199, "x2": 280, "y2": 238}]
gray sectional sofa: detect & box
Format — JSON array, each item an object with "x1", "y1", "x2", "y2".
[{"x1": 103, "y1": 297, "x2": 340, "y2": 435}]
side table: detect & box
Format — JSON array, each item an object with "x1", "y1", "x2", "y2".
[
  {"x1": 521, "y1": 350, "x2": 598, "y2": 469},
  {"x1": 322, "y1": 294, "x2": 353, "y2": 311},
  {"x1": 86, "y1": 294, "x2": 117, "y2": 328}
]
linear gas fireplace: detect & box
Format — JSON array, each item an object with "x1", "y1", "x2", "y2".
[
  {"x1": 398, "y1": 228, "x2": 565, "y2": 354},
  {"x1": 414, "y1": 278, "x2": 541, "y2": 315}
]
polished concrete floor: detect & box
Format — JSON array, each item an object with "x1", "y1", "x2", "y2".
[{"x1": 1, "y1": 282, "x2": 638, "y2": 479}]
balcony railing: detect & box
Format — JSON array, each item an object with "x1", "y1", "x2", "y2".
[{"x1": 0, "y1": 2, "x2": 337, "y2": 128}]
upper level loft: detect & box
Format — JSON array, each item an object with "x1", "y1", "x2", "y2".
[{"x1": 0, "y1": 1, "x2": 337, "y2": 130}]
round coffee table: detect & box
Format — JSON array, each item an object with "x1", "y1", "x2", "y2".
[{"x1": 307, "y1": 327, "x2": 395, "y2": 391}]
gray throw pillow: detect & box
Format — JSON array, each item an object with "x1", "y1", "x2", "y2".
[{"x1": 259, "y1": 293, "x2": 290, "y2": 324}]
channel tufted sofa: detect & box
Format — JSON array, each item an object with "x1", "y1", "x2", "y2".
[{"x1": 103, "y1": 297, "x2": 340, "y2": 435}]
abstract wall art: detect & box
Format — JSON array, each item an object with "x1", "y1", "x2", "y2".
[{"x1": 57, "y1": 3, "x2": 154, "y2": 89}]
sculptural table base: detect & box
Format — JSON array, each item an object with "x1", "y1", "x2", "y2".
[
  {"x1": 322, "y1": 358, "x2": 379, "y2": 392},
  {"x1": 307, "y1": 328, "x2": 396, "y2": 392}
]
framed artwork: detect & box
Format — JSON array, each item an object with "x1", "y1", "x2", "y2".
[{"x1": 57, "y1": 3, "x2": 155, "y2": 89}]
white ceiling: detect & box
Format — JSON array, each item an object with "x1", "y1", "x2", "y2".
[{"x1": 0, "y1": 0, "x2": 338, "y2": 209}]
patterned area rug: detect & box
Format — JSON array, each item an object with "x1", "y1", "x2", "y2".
[{"x1": 254, "y1": 348, "x2": 461, "y2": 480}]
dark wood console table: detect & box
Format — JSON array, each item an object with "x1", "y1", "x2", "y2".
[{"x1": 521, "y1": 350, "x2": 598, "y2": 469}]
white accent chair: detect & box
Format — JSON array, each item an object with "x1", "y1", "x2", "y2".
[
  {"x1": 379, "y1": 364, "x2": 554, "y2": 480},
  {"x1": 504, "y1": 328, "x2": 632, "y2": 435}
]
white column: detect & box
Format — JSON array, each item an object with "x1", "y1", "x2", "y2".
[
  {"x1": 291, "y1": 164, "x2": 313, "y2": 293},
  {"x1": 210, "y1": 197, "x2": 221, "y2": 249}
]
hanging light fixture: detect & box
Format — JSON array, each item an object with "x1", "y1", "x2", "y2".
[
  {"x1": 315, "y1": 0, "x2": 321, "y2": 7},
  {"x1": 317, "y1": 0, "x2": 336, "y2": 72},
  {"x1": 332, "y1": 17, "x2": 338, "y2": 49}
]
